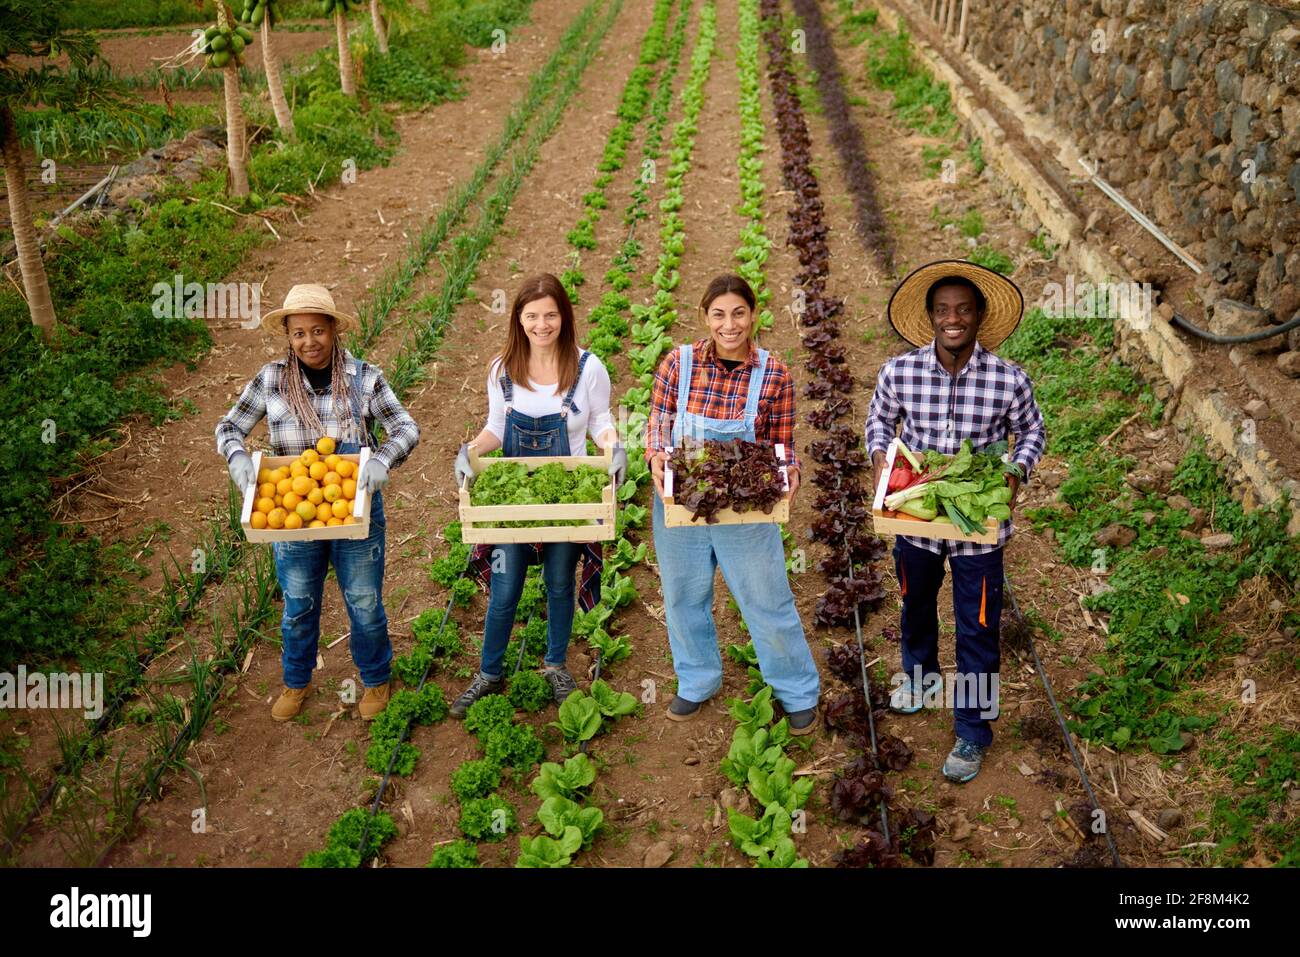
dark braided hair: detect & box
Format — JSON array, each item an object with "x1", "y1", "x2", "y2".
[{"x1": 277, "y1": 326, "x2": 359, "y2": 445}]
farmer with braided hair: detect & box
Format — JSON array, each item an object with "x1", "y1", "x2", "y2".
[{"x1": 216, "y1": 284, "x2": 420, "y2": 722}]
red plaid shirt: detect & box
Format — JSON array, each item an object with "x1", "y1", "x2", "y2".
[{"x1": 645, "y1": 338, "x2": 801, "y2": 471}]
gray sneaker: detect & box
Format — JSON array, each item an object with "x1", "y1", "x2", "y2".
[
  {"x1": 942, "y1": 737, "x2": 988, "y2": 783},
  {"x1": 542, "y1": 666, "x2": 579, "y2": 705},
  {"x1": 450, "y1": 672, "x2": 504, "y2": 719},
  {"x1": 890, "y1": 675, "x2": 926, "y2": 714}
]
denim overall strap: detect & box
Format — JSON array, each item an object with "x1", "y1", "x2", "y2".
[
  {"x1": 670, "y1": 344, "x2": 693, "y2": 447},
  {"x1": 741, "y1": 349, "x2": 769, "y2": 428},
  {"x1": 499, "y1": 362, "x2": 514, "y2": 413},
  {"x1": 560, "y1": 350, "x2": 591, "y2": 418},
  {"x1": 336, "y1": 370, "x2": 372, "y2": 454}
]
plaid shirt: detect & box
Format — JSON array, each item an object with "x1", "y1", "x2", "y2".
[
  {"x1": 645, "y1": 338, "x2": 801, "y2": 470},
  {"x1": 215, "y1": 348, "x2": 419, "y2": 470},
  {"x1": 865, "y1": 340, "x2": 1045, "y2": 556}
]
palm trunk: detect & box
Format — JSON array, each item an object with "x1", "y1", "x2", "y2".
[
  {"x1": 1, "y1": 106, "x2": 57, "y2": 342},
  {"x1": 370, "y1": 0, "x2": 389, "y2": 55},
  {"x1": 335, "y1": 8, "x2": 357, "y2": 95},
  {"x1": 262, "y1": 18, "x2": 295, "y2": 139},
  {"x1": 222, "y1": 65, "x2": 250, "y2": 196}
]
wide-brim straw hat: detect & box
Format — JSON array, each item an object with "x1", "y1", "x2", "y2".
[
  {"x1": 886, "y1": 259, "x2": 1024, "y2": 350},
  {"x1": 260, "y1": 283, "x2": 355, "y2": 336}
]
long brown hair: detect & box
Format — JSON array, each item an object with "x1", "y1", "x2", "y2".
[{"x1": 494, "y1": 273, "x2": 580, "y2": 394}]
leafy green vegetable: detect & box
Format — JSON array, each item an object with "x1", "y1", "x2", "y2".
[
  {"x1": 747, "y1": 756, "x2": 814, "y2": 813},
  {"x1": 508, "y1": 670, "x2": 553, "y2": 712},
  {"x1": 589, "y1": 679, "x2": 638, "y2": 718},
  {"x1": 450, "y1": 758, "x2": 502, "y2": 803},
  {"x1": 537, "y1": 795, "x2": 604, "y2": 849},
  {"x1": 470, "y1": 461, "x2": 609, "y2": 528},
  {"x1": 427, "y1": 839, "x2": 479, "y2": 868},
  {"x1": 483, "y1": 722, "x2": 545, "y2": 772},
  {"x1": 458, "y1": 794, "x2": 517, "y2": 842},
  {"x1": 727, "y1": 686, "x2": 775, "y2": 733},
  {"x1": 720, "y1": 723, "x2": 785, "y2": 786},
  {"x1": 464, "y1": 694, "x2": 516, "y2": 738},
  {"x1": 516, "y1": 827, "x2": 583, "y2": 867},
  {"x1": 530, "y1": 753, "x2": 597, "y2": 802},
  {"x1": 552, "y1": 691, "x2": 603, "y2": 743},
  {"x1": 727, "y1": 804, "x2": 792, "y2": 859}
]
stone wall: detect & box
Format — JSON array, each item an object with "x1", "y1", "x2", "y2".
[{"x1": 963, "y1": 0, "x2": 1300, "y2": 325}]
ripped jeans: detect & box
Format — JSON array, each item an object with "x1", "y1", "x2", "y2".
[{"x1": 271, "y1": 492, "x2": 391, "y2": 688}]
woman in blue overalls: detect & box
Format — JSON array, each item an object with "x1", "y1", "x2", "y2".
[
  {"x1": 217, "y1": 284, "x2": 421, "y2": 723},
  {"x1": 647, "y1": 274, "x2": 821, "y2": 733},
  {"x1": 451, "y1": 273, "x2": 626, "y2": 716}
]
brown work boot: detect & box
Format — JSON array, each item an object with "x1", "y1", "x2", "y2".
[
  {"x1": 359, "y1": 682, "x2": 391, "y2": 721},
  {"x1": 272, "y1": 685, "x2": 311, "y2": 722}
]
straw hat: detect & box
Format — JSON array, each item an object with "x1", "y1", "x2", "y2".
[
  {"x1": 886, "y1": 259, "x2": 1024, "y2": 350},
  {"x1": 260, "y1": 283, "x2": 355, "y2": 336}
]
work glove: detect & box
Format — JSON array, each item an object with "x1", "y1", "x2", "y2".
[
  {"x1": 454, "y1": 443, "x2": 475, "y2": 489},
  {"x1": 609, "y1": 445, "x2": 628, "y2": 487},
  {"x1": 358, "y1": 459, "x2": 389, "y2": 495},
  {"x1": 227, "y1": 450, "x2": 256, "y2": 491}
]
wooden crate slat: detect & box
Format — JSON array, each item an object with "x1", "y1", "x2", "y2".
[
  {"x1": 240, "y1": 449, "x2": 372, "y2": 543},
  {"x1": 460, "y1": 452, "x2": 618, "y2": 544}
]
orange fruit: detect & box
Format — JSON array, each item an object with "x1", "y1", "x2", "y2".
[
  {"x1": 274, "y1": 494, "x2": 284, "y2": 507},
  {"x1": 326, "y1": 517, "x2": 343, "y2": 527},
  {"x1": 272, "y1": 466, "x2": 290, "y2": 482},
  {"x1": 276, "y1": 477, "x2": 294, "y2": 496},
  {"x1": 291, "y1": 475, "x2": 313, "y2": 497},
  {"x1": 283, "y1": 491, "x2": 301, "y2": 510},
  {"x1": 316, "y1": 502, "x2": 334, "y2": 522},
  {"x1": 258, "y1": 482, "x2": 276, "y2": 499},
  {"x1": 322, "y1": 471, "x2": 341, "y2": 487},
  {"x1": 296, "y1": 501, "x2": 317, "y2": 522},
  {"x1": 290, "y1": 462, "x2": 308, "y2": 479},
  {"x1": 309, "y1": 461, "x2": 328, "y2": 481},
  {"x1": 324, "y1": 454, "x2": 341, "y2": 472},
  {"x1": 316, "y1": 436, "x2": 336, "y2": 456},
  {"x1": 283, "y1": 512, "x2": 304, "y2": 530},
  {"x1": 250, "y1": 511, "x2": 268, "y2": 530},
  {"x1": 323, "y1": 483, "x2": 342, "y2": 503},
  {"x1": 343, "y1": 514, "x2": 357, "y2": 525},
  {"x1": 257, "y1": 467, "x2": 274, "y2": 484},
  {"x1": 267, "y1": 508, "x2": 287, "y2": 529},
  {"x1": 309, "y1": 519, "x2": 326, "y2": 528},
  {"x1": 332, "y1": 499, "x2": 350, "y2": 519},
  {"x1": 307, "y1": 488, "x2": 325, "y2": 505},
  {"x1": 255, "y1": 497, "x2": 275, "y2": 515},
  {"x1": 342, "y1": 478, "x2": 357, "y2": 499},
  {"x1": 301, "y1": 448, "x2": 320, "y2": 465},
  {"x1": 336, "y1": 460, "x2": 355, "y2": 478}
]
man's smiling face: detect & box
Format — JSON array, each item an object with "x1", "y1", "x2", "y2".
[{"x1": 929, "y1": 283, "x2": 983, "y2": 353}]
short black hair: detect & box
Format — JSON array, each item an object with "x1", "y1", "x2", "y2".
[{"x1": 925, "y1": 275, "x2": 986, "y2": 314}]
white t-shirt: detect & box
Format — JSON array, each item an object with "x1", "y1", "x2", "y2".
[{"x1": 485, "y1": 352, "x2": 615, "y2": 453}]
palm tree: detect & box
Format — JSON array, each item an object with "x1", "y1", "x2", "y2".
[
  {"x1": 0, "y1": 0, "x2": 120, "y2": 341},
  {"x1": 324, "y1": 0, "x2": 360, "y2": 96},
  {"x1": 242, "y1": 0, "x2": 294, "y2": 139},
  {"x1": 369, "y1": 1, "x2": 389, "y2": 55}
]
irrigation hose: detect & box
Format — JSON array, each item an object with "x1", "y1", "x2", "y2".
[
  {"x1": 1004, "y1": 581, "x2": 1123, "y2": 868},
  {"x1": 834, "y1": 474, "x2": 890, "y2": 844},
  {"x1": 1170, "y1": 308, "x2": 1300, "y2": 345}
]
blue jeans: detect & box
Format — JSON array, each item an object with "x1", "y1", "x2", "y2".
[
  {"x1": 651, "y1": 496, "x2": 820, "y2": 711},
  {"x1": 893, "y1": 537, "x2": 1003, "y2": 747},
  {"x1": 480, "y1": 542, "x2": 581, "y2": 678},
  {"x1": 271, "y1": 493, "x2": 391, "y2": 688}
]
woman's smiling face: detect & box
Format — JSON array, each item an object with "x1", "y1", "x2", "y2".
[
  {"x1": 286, "y1": 312, "x2": 335, "y2": 369},
  {"x1": 705, "y1": 292, "x2": 753, "y2": 358},
  {"x1": 519, "y1": 295, "x2": 562, "y2": 349}
]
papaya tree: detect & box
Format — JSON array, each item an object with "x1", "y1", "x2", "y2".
[
  {"x1": 239, "y1": 0, "x2": 294, "y2": 140},
  {"x1": 322, "y1": 0, "x2": 363, "y2": 96},
  {"x1": 198, "y1": 2, "x2": 254, "y2": 196},
  {"x1": 0, "y1": 0, "x2": 122, "y2": 341}
]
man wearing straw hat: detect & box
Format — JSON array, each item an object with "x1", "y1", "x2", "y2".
[
  {"x1": 865, "y1": 261, "x2": 1045, "y2": 783},
  {"x1": 216, "y1": 284, "x2": 420, "y2": 722}
]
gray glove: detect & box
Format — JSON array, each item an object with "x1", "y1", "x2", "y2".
[
  {"x1": 454, "y1": 443, "x2": 475, "y2": 489},
  {"x1": 358, "y1": 458, "x2": 389, "y2": 494},
  {"x1": 609, "y1": 445, "x2": 628, "y2": 487},
  {"x1": 228, "y1": 450, "x2": 256, "y2": 490}
]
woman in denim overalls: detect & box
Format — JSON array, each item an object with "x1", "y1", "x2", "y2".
[
  {"x1": 217, "y1": 284, "x2": 420, "y2": 723},
  {"x1": 647, "y1": 275, "x2": 821, "y2": 732},
  {"x1": 451, "y1": 274, "x2": 626, "y2": 716}
]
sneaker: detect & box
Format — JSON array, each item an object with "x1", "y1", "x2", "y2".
[
  {"x1": 542, "y1": 665, "x2": 579, "y2": 705},
  {"x1": 450, "y1": 672, "x2": 505, "y2": 719},
  {"x1": 889, "y1": 675, "x2": 925, "y2": 714},
  {"x1": 666, "y1": 695, "x2": 706, "y2": 722},
  {"x1": 358, "y1": 682, "x2": 390, "y2": 721},
  {"x1": 787, "y1": 707, "x2": 818, "y2": 736},
  {"x1": 942, "y1": 737, "x2": 988, "y2": 783},
  {"x1": 272, "y1": 685, "x2": 311, "y2": 722}
]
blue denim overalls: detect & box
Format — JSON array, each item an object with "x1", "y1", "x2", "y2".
[
  {"x1": 272, "y1": 371, "x2": 390, "y2": 689},
  {"x1": 477, "y1": 352, "x2": 591, "y2": 678},
  {"x1": 651, "y1": 343, "x2": 820, "y2": 711}
]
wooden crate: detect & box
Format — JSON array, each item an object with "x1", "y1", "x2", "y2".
[
  {"x1": 458, "y1": 448, "x2": 617, "y2": 544},
  {"x1": 240, "y1": 448, "x2": 372, "y2": 543},
  {"x1": 662, "y1": 443, "x2": 791, "y2": 527},
  {"x1": 871, "y1": 439, "x2": 999, "y2": 545}
]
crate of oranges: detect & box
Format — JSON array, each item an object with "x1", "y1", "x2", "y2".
[{"x1": 238, "y1": 436, "x2": 371, "y2": 542}]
